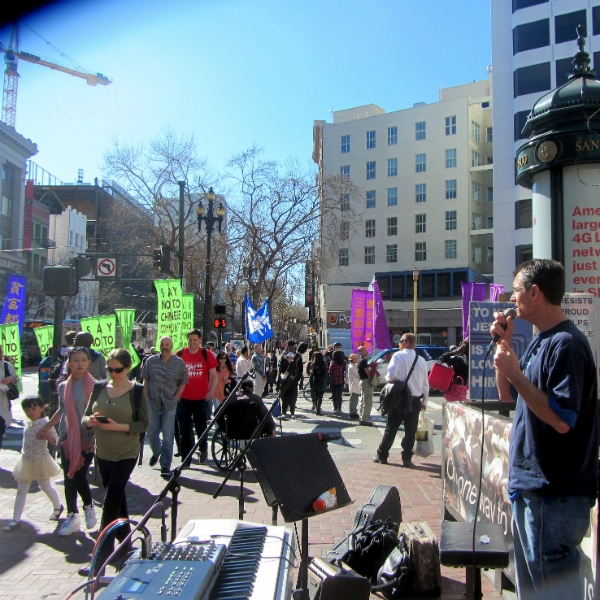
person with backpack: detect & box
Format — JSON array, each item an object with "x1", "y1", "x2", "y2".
[
  {"x1": 81, "y1": 348, "x2": 148, "y2": 576},
  {"x1": 309, "y1": 352, "x2": 329, "y2": 416},
  {"x1": 176, "y1": 329, "x2": 219, "y2": 467},
  {"x1": 140, "y1": 336, "x2": 188, "y2": 479}
]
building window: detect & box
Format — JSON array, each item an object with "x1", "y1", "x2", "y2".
[
  {"x1": 387, "y1": 158, "x2": 398, "y2": 177},
  {"x1": 445, "y1": 116, "x2": 456, "y2": 135},
  {"x1": 595, "y1": 6, "x2": 600, "y2": 36},
  {"x1": 446, "y1": 179, "x2": 457, "y2": 199},
  {"x1": 341, "y1": 222, "x2": 349, "y2": 240},
  {"x1": 341, "y1": 135, "x2": 350, "y2": 153},
  {"x1": 472, "y1": 212, "x2": 482, "y2": 230},
  {"x1": 487, "y1": 216, "x2": 494, "y2": 229},
  {"x1": 445, "y1": 148, "x2": 457, "y2": 168},
  {"x1": 387, "y1": 188, "x2": 397, "y2": 206},
  {"x1": 556, "y1": 57, "x2": 573, "y2": 87},
  {"x1": 415, "y1": 121, "x2": 426, "y2": 140},
  {"x1": 339, "y1": 248, "x2": 349, "y2": 266},
  {"x1": 365, "y1": 246, "x2": 375, "y2": 264},
  {"x1": 445, "y1": 240, "x2": 457, "y2": 259},
  {"x1": 515, "y1": 199, "x2": 533, "y2": 229},
  {"x1": 516, "y1": 244, "x2": 533, "y2": 265},
  {"x1": 415, "y1": 242, "x2": 426, "y2": 262},
  {"x1": 514, "y1": 110, "x2": 530, "y2": 141},
  {"x1": 472, "y1": 243, "x2": 482, "y2": 264},
  {"x1": 366, "y1": 190, "x2": 376, "y2": 209},
  {"x1": 388, "y1": 126, "x2": 397, "y2": 145},
  {"x1": 366, "y1": 161, "x2": 376, "y2": 180},
  {"x1": 415, "y1": 213, "x2": 426, "y2": 233},
  {"x1": 366, "y1": 130, "x2": 376, "y2": 149},
  {"x1": 416, "y1": 153, "x2": 426, "y2": 173},
  {"x1": 472, "y1": 181, "x2": 482, "y2": 203},
  {"x1": 386, "y1": 244, "x2": 398, "y2": 263},
  {"x1": 512, "y1": 0, "x2": 547, "y2": 12},
  {"x1": 513, "y1": 19, "x2": 550, "y2": 54},
  {"x1": 446, "y1": 211, "x2": 457, "y2": 230},
  {"x1": 471, "y1": 121, "x2": 481, "y2": 142},
  {"x1": 514, "y1": 62, "x2": 551, "y2": 98},
  {"x1": 341, "y1": 193, "x2": 350, "y2": 211},
  {"x1": 340, "y1": 165, "x2": 350, "y2": 176},
  {"x1": 487, "y1": 246, "x2": 494, "y2": 264},
  {"x1": 415, "y1": 183, "x2": 426, "y2": 203},
  {"x1": 486, "y1": 127, "x2": 493, "y2": 143},
  {"x1": 555, "y1": 11, "x2": 586, "y2": 45},
  {"x1": 487, "y1": 186, "x2": 493, "y2": 203},
  {"x1": 365, "y1": 219, "x2": 376, "y2": 238},
  {"x1": 1, "y1": 195, "x2": 12, "y2": 217},
  {"x1": 487, "y1": 155, "x2": 494, "y2": 165},
  {"x1": 387, "y1": 217, "x2": 397, "y2": 236},
  {"x1": 472, "y1": 151, "x2": 482, "y2": 167},
  {"x1": 438, "y1": 273, "x2": 450, "y2": 296}
]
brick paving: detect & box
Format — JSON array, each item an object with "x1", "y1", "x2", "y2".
[{"x1": 0, "y1": 372, "x2": 504, "y2": 599}]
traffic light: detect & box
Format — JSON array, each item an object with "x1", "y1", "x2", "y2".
[
  {"x1": 152, "y1": 245, "x2": 172, "y2": 273},
  {"x1": 214, "y1": 304, "x2": 226, "y2": 315},
  {"x1": 213, "y1": 317, "x2": 226, "y2": 329},
  {"x1": 153, "y1": 248, "x2": 162, "y2": 267}
]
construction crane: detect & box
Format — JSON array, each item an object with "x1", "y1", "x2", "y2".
[{"x1": 1, "y1": 23, "x2": 112, "y2": 128}]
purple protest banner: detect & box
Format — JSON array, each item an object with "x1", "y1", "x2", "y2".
[
  {"x1": 1, "y1": 274, "x2": 26, "y2": 335},
  {"x1": 489, "y1": 283, "x2": 504, "y2": 302},
  {"x1": 351, "y1": 289, "x2": 374, "y2": 353},
  {"x1": 461, "y1": 282, "x2": 486, "y2": 340},
  {"x1": 372, "y1": 280, "x2": 392, "y2": 350}
]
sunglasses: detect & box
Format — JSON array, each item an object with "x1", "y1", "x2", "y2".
[{"x1": 107, "y1": 366, "x2": 126, "y2": 374}]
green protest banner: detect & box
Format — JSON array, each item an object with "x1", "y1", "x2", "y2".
[
  {"x1": 180, "y1": 294, "x2": 195, "y2": 351},
  {"x1": 154, "y1": 279, "x2": 183, "y2": 351},
  {"x1": 115, "y1": 309, "x2": 140, "y2": 369},
  {"x1": 80, "y1": 315, "x2": 117, "y2": 358},
  {"x1": 33, "y1": 325, "x2": 54, "y2": 360},
  {"x1": 0, "y1": 324, "x2": 22, "y2": 390}
]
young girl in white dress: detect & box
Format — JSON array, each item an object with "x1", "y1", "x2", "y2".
[{"x1": 3, "y1": 396, "x2": 63, "y2": 530}]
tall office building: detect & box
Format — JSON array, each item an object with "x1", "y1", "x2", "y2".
[
  {"x1": 491, "y1": 0, "x2": 599, "y2": 288},
  {"x1": 313, "y1": 75, "x2": 493, "y2": 347}
]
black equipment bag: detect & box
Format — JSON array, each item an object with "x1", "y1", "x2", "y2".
[
  {"x1": 323, "y1": 484, "x2": 402, "y2": 565},
  {"x1": 373, "y1": 531, "x2": 414, "y2": 599}
]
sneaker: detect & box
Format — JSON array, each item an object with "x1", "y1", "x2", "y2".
[
  {"x1": 359, "y1": 420, "x2": 374, "y2": 427},
  {"x1": 3, "y1": 520, "x2": 20, "y2": 531},
  {"x1": 149, "y1": 455, "x2": 160, "y2": 467},
  {"x1": 83, "y1": 505, "x2": 97, "y2": 530},
  {"x1": 372, "y1": 455, "x2": 388, "y2": 465},
  {"x1": 58, "y1": 513, "x2": 81, "y2": 536},
  {"x1": 50, "y1": 504, "x2": 64, "y2": 521},
  {"x1": 402, "y1": 459, "x2": 414, "y2": 469},
  {"x1": 78, "y1": 564, "x2": 92, "y2": 577},
  {"x1": 349, "y1": 413, "x2": 360, "y2": 420},
  {"x1": 199, "y1": 450, "x2": 208, "y2": 464},
  {"x1": 161, "y1": 470, "x2": 171, "y2": 479}
]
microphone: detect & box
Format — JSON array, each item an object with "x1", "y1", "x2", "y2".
[{"x1": 486, "y1": 308, "x2": 517, "y2": 352}]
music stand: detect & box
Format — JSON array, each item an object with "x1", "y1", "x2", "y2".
[{"x1": 247, "y1": 434, "x2": 352, "y2": 600}]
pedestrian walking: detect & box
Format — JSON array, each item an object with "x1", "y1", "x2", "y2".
[
  {"x1": 347, "y1": 353, "x2": 361, "y2": 419},
  {"x1": 328, "y1": 350, "x2": 346, "y2": 413},
  {"x1": 251, "y1": 344, "x2": 267, "y2": 397},
  {"x1": 357, "y1": 346, "x2": 374, "y2": 426},
  {"x1": 309, "y1": 352, "x2": 328, "y2": 416}
]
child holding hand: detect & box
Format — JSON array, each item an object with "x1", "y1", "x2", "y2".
[{"x1": 3, "y1": 396, "x2": 62, "y2": 531}]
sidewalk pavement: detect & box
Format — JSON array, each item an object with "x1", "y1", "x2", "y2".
[{"x1": 0, "y1": 383, "x2": 504, "y2": 600}]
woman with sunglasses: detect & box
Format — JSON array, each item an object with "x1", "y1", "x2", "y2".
[
  {"x1": 82, "y1": 348, "x2": 148, "y2": 573},
  {"x1": 215, "y1": 351, "x2": 235, "y2": 409},
  {"x1": 38, "y1": 347, "x2": 96, "y2": 536}
]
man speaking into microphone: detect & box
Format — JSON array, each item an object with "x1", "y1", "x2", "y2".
[{"x1": 491, "y1": 259, "x2": 597, "y2": 600}]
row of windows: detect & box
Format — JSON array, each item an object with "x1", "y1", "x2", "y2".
[
  {"x1": 377, "y1": 271, "x2": 469, "y2": 300},
  {"x1": 339, "y1": 242, "x2": 493, "y2": 265},
  {"x1": 348, "y1": 209, "x2": 492, "y2": 237},
  {"x1": 353, "y1": 182, "x2": 493, "y2": 208},
  {"x1": 513, "y1": 9, "x2": 600, "y2": 55},
  {"x1": 340, "y1": 116, "x2": 464, "y2": 153}
]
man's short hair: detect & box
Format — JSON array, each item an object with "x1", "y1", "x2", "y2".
[
  {"x1": 65, "y1": 331, "x2": 78, "y2": 346},
  {"x1": 286, "y1": 339, "x2": 297, "y2": 347},
  {"x1": 515, "y1": 259, "x2": 565, "y2": 306},
  {"x1": 402, "y1": 333, "x2": 417, "y2": 348},
  {"x1": 74, "y1": 331, "x2": 94, "y2": 348},
  {"x1": 187, "y1": 328, "x2": 202, "y2": 339}
]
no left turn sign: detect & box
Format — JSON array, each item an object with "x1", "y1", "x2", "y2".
[{"x1": 97, "y1": 257, "x2": 117, "y2": 277}]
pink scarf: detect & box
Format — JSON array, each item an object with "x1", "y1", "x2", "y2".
[{"x1": 64, "y1": 372, "x2": 95, "y2": 479}]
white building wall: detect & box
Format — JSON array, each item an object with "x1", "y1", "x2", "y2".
[{"x1": 491, "y1": 0, "x2": 598, "y2": 289}]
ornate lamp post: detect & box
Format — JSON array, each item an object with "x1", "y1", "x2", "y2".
[
  {"x1": 411, "y1": 267, "x2": 420, "y2": 336},
  {"x1": 196, "y1": 187, "x2": 225, "y2": 343}
]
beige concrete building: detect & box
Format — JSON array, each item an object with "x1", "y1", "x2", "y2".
[{"x1": 313, "y1": 75, "x2": 493, "y2": 348}]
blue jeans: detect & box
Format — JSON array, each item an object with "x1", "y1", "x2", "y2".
[
  {"x1": 512, "y1": 491, "x2": 592, "y2": 600},
  {"x1": 147, "y1": 404, "x2": 177, "y2": 471}
]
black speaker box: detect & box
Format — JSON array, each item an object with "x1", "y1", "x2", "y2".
[{"x1": 247, "y1": 434, "x2": 352, "y2": 522}]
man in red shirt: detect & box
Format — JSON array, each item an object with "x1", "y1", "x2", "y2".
[{"x1": 176, "y1": 329, "x2": 219, "y2": 466}]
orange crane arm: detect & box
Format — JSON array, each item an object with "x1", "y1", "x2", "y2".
[{"x1": 15, "y1": 50, "x2": 112, "y2": 86}]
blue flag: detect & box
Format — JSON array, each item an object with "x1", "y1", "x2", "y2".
[{"x1": 245, "y1": 294, "x2": 272, "y2": 343}]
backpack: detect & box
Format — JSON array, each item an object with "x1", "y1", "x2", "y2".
[
  {"x1": 87, "y1": 381, "x2": 145, "y2": 443},
  {"x1": 48, "y1": 355, "x2": 66, "y2": 393},
  {"x1": 311, "y1": 367, "x2": 329, "y2": 393}
]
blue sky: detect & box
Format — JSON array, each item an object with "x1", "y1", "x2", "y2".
[{"x1": 2, "y1": 0, "x2": 491, "y2": 184}]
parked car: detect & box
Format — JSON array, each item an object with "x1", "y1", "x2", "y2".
[{"x1": 372, "y1": 345, "x2": 447, "y2": 386}]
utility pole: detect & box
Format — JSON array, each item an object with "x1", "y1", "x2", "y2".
[{"x1": 178, "y1": 181, "x2": 185, "y2": 283}]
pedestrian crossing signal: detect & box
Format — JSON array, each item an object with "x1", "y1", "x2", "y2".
[{"x1": 213, "y1": 317, "x2": 226, "y2": 328}]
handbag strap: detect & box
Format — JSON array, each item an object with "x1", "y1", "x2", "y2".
[
  {"x1": 3, "y1": 361, "x2": 9, "y2": 378},
  {"x1": 404, "y1": 354, "x2": 419, "y2": 385}
]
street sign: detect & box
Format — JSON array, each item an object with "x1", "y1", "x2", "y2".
[{"x1": 97, "y1": 257, "x2": 117, "y2": 277}]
